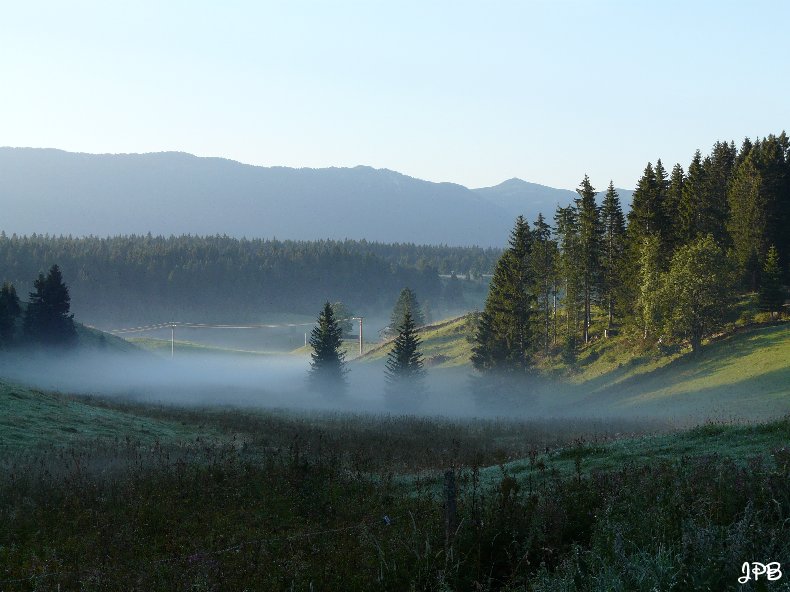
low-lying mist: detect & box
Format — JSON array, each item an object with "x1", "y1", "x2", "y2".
[
  {"x1": 0, "y1": 347, "x2": 730, "y2": 425},
  {"x1": 0, "y1": 349, "x2": 494, "y2": 417}
]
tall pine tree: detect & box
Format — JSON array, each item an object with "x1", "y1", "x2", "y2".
[
  {"x1": 0, "y1": 283, "x2": 21, "y2": 348},
  {"x1": 600, "y1": 181, "x2": 626, "y2": 328},
  {"x1": 575, "y1": 175, "x2": 602, "y2": 343},
  {"x1": 23, "y1": 265, "x2": 77, "y2": 347},
  {"x1": 384, "y1": 310, "x2": 426, "y2": 396},
  {"x1": 308, "y1": 302, "x2": 347, "y2": 394},
  {"x1": 554, "y1": 205, "x2": 582, "y2": 347},
  {"x1": 759, "y1": 245, "x2": 784, "y2": 318},
  {"x1": 389, "y1": 287, "x2": 425, "y2": 335},
  {"x1": 471, "y1": 216, "x2": 535, "y2": 373},
  {"x1": 531, "y1": 213, "x2": 557, "y2": 354},
  {"x1": 679, "y1": 150, "x2": 712, "y2": 243}
]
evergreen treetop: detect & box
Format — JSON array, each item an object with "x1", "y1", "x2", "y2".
[
  {"x1": 390, "y1": 287, "x2": 425, "y2": 333},
  {"x1": 759, "y1": 245, "x2": 785, "y2": 317},
  {"x1": 23, "y1": 265, "x2": 77, "y2": 347},
  {"x1": 0, "y1": 283, "x2": 21, "y2": 348},
  {"x1": 308, "y1": 302, "x2": 347, "y2": 393},
  {"x1": 384, "y1": 309, "x2": 426, "y2": 393}
]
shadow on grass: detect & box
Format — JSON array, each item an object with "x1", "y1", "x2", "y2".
[{"x1": 567, "y1": 325, "x2": 790, "y2": 412}]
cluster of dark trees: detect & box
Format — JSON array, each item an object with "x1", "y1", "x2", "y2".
[
  {"x1": 0, "y1": 235, "x2": 491, "y2": 326},
  {"x1": 310, "y1": 288, "x2": 426, "y2": 397},
  {"x1": 473, "y1": 133, "x2": 789, "y2": 372},
  {"x1": 0, "y1": 265, "x2": 77, "y2": 349}
]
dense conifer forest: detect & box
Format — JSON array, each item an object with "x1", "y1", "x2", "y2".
[
  {"x1": 0, "y1": 236, "x2": 499, "y2": 326},
  {"x1": 473, "y1": 133, "x2": 789, "y2": 370}
]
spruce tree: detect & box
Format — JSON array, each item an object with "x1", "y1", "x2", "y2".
[
  {"x1": 664, "y1": 163, "x2": 685, "y2": 255},
  {"x1": 23, "y1": 265, "x2": 77, "y2": 347},
  {"x1": 628, "y1": 163, "x2": 661, "y2": 238},
  {"x1": 759, "y1": 245, "x2": 784, "y2": 318},
  {"x1": 471, "y1": 216, "x2": 535, "y2": 373},
  {"x1": 627, "y1": 161, "x2": 672, "y2": 265},
  {"x1": 600, "y1": 182, "x2": 626, "y2": 328},
  {"x1": 384, "y1": 310, "x2": 426, "y2": 395},
  {"x1": 636, "y1": 235, "x2": 662, "y2": 340},
  {"x1": 0, "y1": 282, "x2": 21, "y2": 348},
  {"x1": 679, "y1": 150, "x2": 710, "y2": 242},
  {"x1": 704, "y1": 140, "x2": 737, "y2": 244},
  {"x1": 531, "y1": 213, "x2": 557, "y2": 354},
  {"x1": 554, "y1": 205, "x2": 582, "y2": 347},
  {"x1": 308, "y1": 302, "x2": 347, "y2": 393},
  {"x1": 575, "y1": 175, "x2": 602, "y2": 343},
  {"x1": 389, "y1": 288, "x2": 425, "y2": 335},
  {"x1": 727, "y1": 152, "x2": 766, "y2": 290}
]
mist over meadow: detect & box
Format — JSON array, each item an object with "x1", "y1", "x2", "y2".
[{"x1": 0, "y1": 349, "x2": 489, "y2": 416}]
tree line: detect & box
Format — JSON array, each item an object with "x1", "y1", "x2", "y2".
[
  {"x1": 0, "y1": 235, "x2": 495, "y2": 326},
  {"x1": 0, "y1": 264, "x2": 77, "y2": 349},
  {"x1": 473, "y1": 133, "x2": 789, "y2": 373}
]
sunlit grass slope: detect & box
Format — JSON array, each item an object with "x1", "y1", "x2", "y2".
[
  {"x1": 361, "y1": 314, "x2": 789, "y2": 416},
  {"x1": 562, "y1": 323, "x2": 790, "y2": 418},
  {"x1": 358, "y1": 315, "x2": 474, "y2": 368}
]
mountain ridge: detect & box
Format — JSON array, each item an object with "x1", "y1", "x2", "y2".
[{"x1": 0, "y1": 147, "x2": 632, "y2": 246}]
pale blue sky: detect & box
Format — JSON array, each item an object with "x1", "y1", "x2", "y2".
[{"x1": 1, "y1": 1, "x2": 787, "y2": 190}]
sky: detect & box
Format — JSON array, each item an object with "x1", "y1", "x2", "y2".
[{"x1": 1, "y1": 0, "x2": 788, "y2": 191}]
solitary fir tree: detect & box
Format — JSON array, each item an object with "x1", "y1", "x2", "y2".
[
  {"x1": 384, "y1": 310, "x2": 426, "y2": 396},
  {"x1": 759, "y1": 245, "x2": 784, "y2": 318},
  {"x1": 23, "y1": 265, "x2": 77, "y2": 347},
  {"x1": 0, "y1": 283, "x2": 21, "y2": 348},
  {"x1": 308, "y1": 302, "x2": 347, "y2": 394},
  {"x1": 389, "y1": 287, "x2": 424, "y2": 334}
]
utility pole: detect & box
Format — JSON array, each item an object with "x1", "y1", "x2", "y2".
[{"x1": 353, "y1": 317, "x2": 364, "y2": 356}]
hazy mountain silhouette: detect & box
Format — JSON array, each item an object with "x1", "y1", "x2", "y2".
[
  {"x1": 473, "y1": 178, "x2": 633, "y2": 222},
  {"x1": 0, "y1": 148, "x2": 630, "y2": 246}
]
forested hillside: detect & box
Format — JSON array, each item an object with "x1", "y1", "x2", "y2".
[
  {"x1": 0, "y1": 235, "x2": 498, "y2": 326},
  {"x1": 473, "y1": 133, "x2": 790, "y2": 373}
]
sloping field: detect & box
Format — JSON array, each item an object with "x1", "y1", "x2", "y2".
[
  {"x1": 0, "y1": 382, "x2": 215, "y2": 450},
  {"x1": 358, "y1": 315, "x2": 474, "y2": 368},
  {"x1": 562, "y1": 324, "x2": 790, "y2": 419},
  {"x1": 361, "y1": 315, "x2": 790, "y2": 417}
]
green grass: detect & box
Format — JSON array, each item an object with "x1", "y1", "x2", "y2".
[
  {"x1": 491, "y1": 416, "x2": 790, "y2": 488},
  {"x1": 0, "y1": 382, "x2": 221, "y2": 450},
  {"x1": 361, "y1": 313, "x2": 790, "y2": 417},
  {"x1": 76, "y1": 323, "x2": 141, "y2": 353},
  {"x1": 562, "y1": 323, "x2": 790, "y2": 418},
  {"x1": 359, "y1": 315, "x2": 474, "y2": 368},
  {"x1": 290, "y1": 338, "x2": 366, "y2": 358},
  {"x1": 128, "y1": 337, "x2": 276, "y2": 357}
]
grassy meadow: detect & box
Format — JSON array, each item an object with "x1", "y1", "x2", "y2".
[{"x1": 1, "y1": 313, "x2": 789, "y2": 589}]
